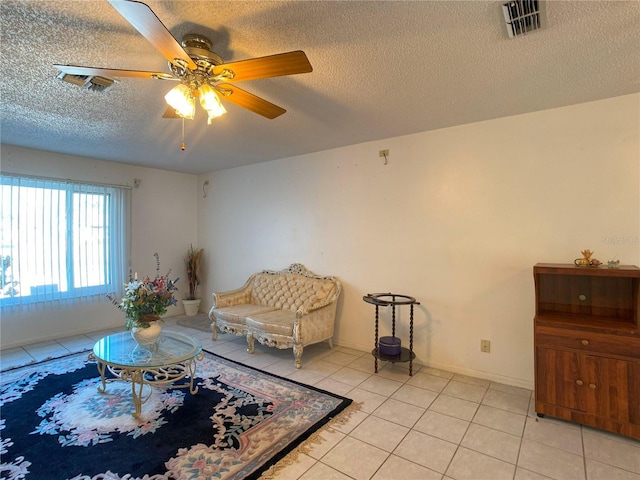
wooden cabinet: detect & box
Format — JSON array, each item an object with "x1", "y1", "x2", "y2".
[{"x1": 534, "y1": 263, "x2": 640, "y2": 439}]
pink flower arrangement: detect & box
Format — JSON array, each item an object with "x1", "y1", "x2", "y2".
[{"x1": 108, "y1": 253, "x2": 178, "y2": 329}]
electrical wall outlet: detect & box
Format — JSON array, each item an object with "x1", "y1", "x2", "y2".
[
  {"x1": 480, "y1": 339, "x2": 491, "y2": 353},
  {"x1": 379, "y1": 149, "x2": 389, "y2": 157}
]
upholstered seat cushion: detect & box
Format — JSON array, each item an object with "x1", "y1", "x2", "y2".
[
  {"x1": 246, "y1": 310, "x2": 297, "y2": 336},
  {"x1": 213, "y1": 304, "x2": 277, "y2": 325}
]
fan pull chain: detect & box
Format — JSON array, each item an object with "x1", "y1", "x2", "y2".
[{"x1": 181, "y1": 117, "x2": 186, "y2": 151}]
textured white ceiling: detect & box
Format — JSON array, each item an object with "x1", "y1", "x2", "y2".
[{"x1": 1, "y1": 1, "x2": 639, "y2": 174}]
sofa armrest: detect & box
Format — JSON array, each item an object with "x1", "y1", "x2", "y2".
[
  {"x1": 293, "y1": 301, "x2": 339, "y2": 344},
  {"x1": 295, "y1": 278, "x2": 342, "y2": 318},
  {"x1": 213, "y1": 288, "x2": 251, "y2": 308},
  {"x1": 212, "y1": 275, "x2": 255, "y2": 308}
]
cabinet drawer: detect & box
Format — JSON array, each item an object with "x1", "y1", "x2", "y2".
[{"x1": 535, "y1": 325, "x2": 640, "y2": 358}]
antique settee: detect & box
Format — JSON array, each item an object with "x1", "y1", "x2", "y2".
[{"x1": 208, "y1": 264, "x2": 342, "y2": 368}]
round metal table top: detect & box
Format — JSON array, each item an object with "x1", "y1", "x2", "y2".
[
  {"x1": 363, "y1": 292, "x2": 419, "y2": 306},
  {"x1": 92, "y1": 329, "x2": 202, "y2": 368}
]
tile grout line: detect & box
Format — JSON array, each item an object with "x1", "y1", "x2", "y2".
[
  {"x1": 439, "y1": 373, "x2": 471, "y2": 479},
  {"x1": 581, "y1": 425, "x2": 589, "y2": 480}
]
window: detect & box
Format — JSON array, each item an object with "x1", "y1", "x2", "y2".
[{"x1": 1, "y1": 174, "x2": 130, "y2": 310}]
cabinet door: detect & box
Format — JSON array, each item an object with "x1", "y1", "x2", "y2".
[
  {"x1": 583, "y1": 355, "x2": 640, "y2": 424},
  {"x1": 536, "y1": 347, "x2": 586, "y2": 411}
]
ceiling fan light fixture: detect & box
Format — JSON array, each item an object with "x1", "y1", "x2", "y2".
[
  {"x1": 165, "y1": 84, "x2": 195, "y2": 119},
  {"x1": 199, "y1": 84, "x2": 227, "y2": 124},
  {"x1": 55, "y1": 2, "x2": 312, "y2": 126}
]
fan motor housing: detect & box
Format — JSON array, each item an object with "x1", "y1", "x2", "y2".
[{"x1": 182, "y1": 34, "x2": 222, "y2": 66}]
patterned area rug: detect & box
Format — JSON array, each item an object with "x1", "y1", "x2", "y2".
[{"x1": 0, "y1": 350, "x2": 352, "y2": 479}]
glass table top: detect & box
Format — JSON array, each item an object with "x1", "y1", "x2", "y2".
[{"x1": 92, "y1": 330, "x2": 202, "y2": 368}]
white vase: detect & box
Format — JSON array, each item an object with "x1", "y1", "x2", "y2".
[
  {"x1": 131, "y1": 322, "x2": 162, "y2": 346},
  {"x1": 182, "y1": 298, "x2": 201, "y2": 316}
]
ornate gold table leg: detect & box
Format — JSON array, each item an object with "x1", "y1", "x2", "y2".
[
  {"x1": 130, "y1": 370, "x2": 144, "y2": 418},
  {"x1": 186, "y1": 351, "x2": 204, "y2": 395},
  {"x1": 90, "y1": 354, "x2": 109, "y2": 393},
  {"x1": 90, "y1": 351, "x2": 204, "y2": 418}
]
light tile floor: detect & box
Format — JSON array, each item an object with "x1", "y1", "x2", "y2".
[{"x1": 1, "y1": 316, "x2": 639, "y2": 480}]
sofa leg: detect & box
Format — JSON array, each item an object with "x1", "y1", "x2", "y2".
[
  {"x1": 247, "y1": 333, "x2": 255, "y2": 354},
  {"x1": 328, "y1": 338, "x2": 333, "y2": 349},
  {"x1": 294, "y1": 344, "x2": 304, "y2": 369},
  {"x1": 211, "y1": 322, "x2": 218, "y2": 341}
]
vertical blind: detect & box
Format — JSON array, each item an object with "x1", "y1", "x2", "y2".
[{"x1": 0, "y1": 174, "x2": 131, "y2": 312}]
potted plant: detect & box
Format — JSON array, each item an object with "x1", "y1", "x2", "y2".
[
  {"x1": 182, "y1": 244, "x2": 204, "y2": 316},
  {"x1": 107, "y1": 253, "x2": 178, "y2": 345}
]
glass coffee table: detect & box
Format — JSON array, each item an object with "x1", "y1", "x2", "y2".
[{"x1": 90, "y1": 330, "x2": 203, "y2": 417}]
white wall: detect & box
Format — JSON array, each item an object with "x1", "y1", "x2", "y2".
[
  {"x1": 198, "y1": 94, "x2": 640, "y2": 389},
  {"x1": 2, "y1": 94, "x2": 638, "y2": 385},
  {"x1": 0, "y1": 146, "x2": 199, "y2": 348}
]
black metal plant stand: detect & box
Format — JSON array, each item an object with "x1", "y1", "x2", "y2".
[{"x1": 363, "y1": 292, "x2": 419, "y2": 376}]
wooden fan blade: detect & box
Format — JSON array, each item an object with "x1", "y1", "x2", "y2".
[
  {"x1": 213, "y1": 51, "x2": 312, "y2": 83},
  {"x1": 108, "y1": 0, "x2": 197, "y2": 70},
  {"x1": 55, "y1": 64, "x2": 174, "y2": 79},
  {"x1": 216, "y1": 84, "x2": 286, "y2": 119}
]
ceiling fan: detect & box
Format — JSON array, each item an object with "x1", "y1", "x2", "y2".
[{"x1": 54, "y1": 0, "x2": 313, "y2": 123}]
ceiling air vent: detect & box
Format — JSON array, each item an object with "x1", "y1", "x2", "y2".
[
  {"x1": 502, "y1": 0, "x2": 541, "y2": 38},
  {"x1": 56, "y1": 72, "x2": 116, "y2": 93}
]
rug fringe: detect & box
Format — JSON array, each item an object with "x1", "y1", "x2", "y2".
[{"x1": 258, "y1": 401, "x2": 363, "y2": 479}]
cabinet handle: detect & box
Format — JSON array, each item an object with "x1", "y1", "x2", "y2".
[
  {"x1": 581, "y1": 339, "x2": 589, "y2": 346},
  {"x1": 576, "y1": 380, "x2": 583, "y2": 386},
  {"x1": 589, "y1": 384, "x2": 596, "y2": 389}
]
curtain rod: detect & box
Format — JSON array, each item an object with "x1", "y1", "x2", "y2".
[{"x1": 0, "y1": 171, "x2": 134, "y2": 190}]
